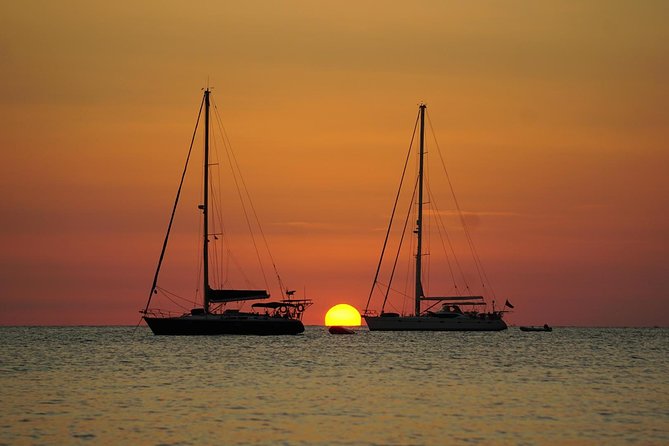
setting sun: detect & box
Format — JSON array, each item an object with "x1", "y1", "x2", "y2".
[{"x1": 324, "y1": 304, "x2": 361, "y2": 327}]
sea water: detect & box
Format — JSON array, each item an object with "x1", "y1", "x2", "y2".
[{"x1": 1, "y1": 326, "x2": 667, "y2": 445}]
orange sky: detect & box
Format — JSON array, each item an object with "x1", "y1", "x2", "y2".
[{"x1": 1, "y1": 1, "x2": 667, "y2": 326}]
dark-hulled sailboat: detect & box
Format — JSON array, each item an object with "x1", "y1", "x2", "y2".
[
  {"x1": 141, "y1": 89, "x2": 311, "y2": 335},
  {"x1": 363, "y1": 103, "x2": 510, "y2": 331}
]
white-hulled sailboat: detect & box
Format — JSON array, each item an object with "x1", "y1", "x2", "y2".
[
  {"x1": 363, "y1": 103, "x2": 510, "y2": 331},
  {"x1": 141, "y1": 89, "x2": 311, "y2": 335}
]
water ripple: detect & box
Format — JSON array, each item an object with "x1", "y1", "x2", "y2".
[{"x1": 0, "y1": 326, "x2": 667, "y2": 445}]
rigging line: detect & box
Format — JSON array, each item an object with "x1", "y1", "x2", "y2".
[
  {"x1": 195, "y1": 113, "x2": 206, "y2": 302},
  {"x1": 426, "y1": 181, "x2": 469, "y2": 293},
  {"x1": 156, "y1": 286, "x2": 198, "y2": 307},
  {"x1": 364, "y1": 110, "x2": 420, "y2": 312},
  {"x1": 427, "y1": 114, "x2": 488, "y2": 293},
  {"x1": 426, "y1": 112, "x2": 496, "y2": 300},
  {"x1": 212, "y1": 101, "x2": 286, "y2": 297},
  {"x1": 424, "y1": 158, "x2": 431, "y2": 298},
  {"x1": 206, "y1": 132, "x2": 234, "y2": 289},
  {"x1": 211, "y1": 100, "x2": 270, "y2": 292},
  {"x1": 372, "y1": 281, "x2": 403, "y2": 314},
  {"x1": 207, "y1": 151, "x2": 255, "y2": 289},
  {"x1": 207, "y1": 123, "x2": 253, "y2": 290},
  {"x1": 398, "y1": 221, "x2": 410, "y2": 316},
  {"x1": 195, "y1": 189, "x2": 203, "y2": 302},
  {"x1": 402, "y1": 211, "x2": 416, "y2": 316},
  {"x1": 225, "y1": 247, "x2": 254, "y2": 287},
  {"x1": 381, "y1": 175, "x2": 419, "y2": 312},
  {"x1": 402, "y1": 163, "x2": 419, "y2": 315},
  {"x1": 132, "y1": 317, "x2": 144, "y2": 332},
  {"x1": 375, "y1": 281, "x2": 413, "y2": 299},
  {"x1": 143, "y1": 95, "x2": 204, "y2": 315},
  {"x1": 207, "y1": 134, "x2": 220, "y2": 287},
  {"x1": 156, "y1": 288, "x2": 193, "y2": 311},
  {"x1": 212, "y1": 100, "x2": 285, "y2": 297},
  {"x1": 208, "y1": 169, "x2": 221, "y2": 287},
  {"x1": 217, "y1": 124, "x2": 270, "y2": 293},
  {"x1": 209, "y1": 133, "x2": 228, "y2": 289}
]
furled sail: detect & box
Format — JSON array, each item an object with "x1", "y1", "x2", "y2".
[
  {"x1": 419, "y1": 295, "x2": 484, "y2": 301},
  {"x1": 206, "y1": 288, "x2": 269, "y2": 303}
]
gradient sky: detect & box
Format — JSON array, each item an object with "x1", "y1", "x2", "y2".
[{"x1": 1, "y1": 1, "x2": 667, "y2": 326}]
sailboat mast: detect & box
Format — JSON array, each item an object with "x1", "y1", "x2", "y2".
[
  {"x1": 203, "y1": 89, "x2": 211, "y2": 313},
  {"x1": 415, "y1": 103, "x2": 426, "y2": 316}
]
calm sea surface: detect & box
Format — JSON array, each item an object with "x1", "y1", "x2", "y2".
[{"x1": 1, "y1": 326, "x2": 667, "y2": 445}]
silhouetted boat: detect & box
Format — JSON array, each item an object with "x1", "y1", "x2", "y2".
[
  {"x1": 520, "y1": 325, "x2": 552, "y2": 332},
  {"x1": 141, "y1": 89, "x2": 311, "y2": 335},
  {"x1": 363, "y1": 103, "x2": 510, "y2": 331},
  {"x1": 328, "y1": 326, "x2": 355, "y2": 335}
]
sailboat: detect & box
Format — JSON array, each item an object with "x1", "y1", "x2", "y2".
[
  {"x1": 363, "y1": 103, "x2": 509, "y2": 331},
  {"x1": 141, "y1": 88, "x2": 312, "y2": 335}
]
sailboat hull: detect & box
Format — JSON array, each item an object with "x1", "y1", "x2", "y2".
[
  {"x1": 364, "y1": 315, "x2": 507, "y2": 331},
  {"x1": 144, "y1": 314, "x2": 305, "y2": 335}
]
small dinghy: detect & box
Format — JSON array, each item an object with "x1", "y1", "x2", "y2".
[
  {"x1": 520, "y1": 324, "x2": 552, "y2": 332},
  {"x1": 328, "y1": 326, "x2": 355, "y2": 335}
]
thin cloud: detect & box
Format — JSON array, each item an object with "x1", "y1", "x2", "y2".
[
  {"x1": 425, "y1": 210, "x2": 521, "y2": 217},
  {"x1": 270, "y1": 221, "x2": 355, "y2": 232}
]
